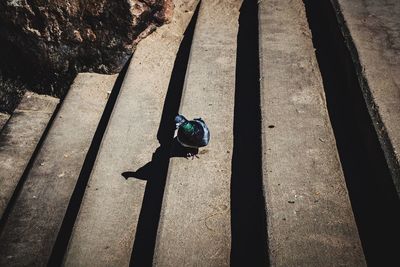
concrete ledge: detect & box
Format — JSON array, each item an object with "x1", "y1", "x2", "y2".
[
  {"x1": 0, "y1": 92, "x2": 58, "y2": 219},
  {"x1": 259, "y1": 0, "x2": 366, "y2": 265},
  {"x1": 330, "y1": 0, "x2": 400, "y2": 195}
]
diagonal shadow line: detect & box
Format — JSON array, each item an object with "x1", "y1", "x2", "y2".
[
  {"x1": 47, "y1": 54, "x2": 134, "y2": 266},
  {"x1": 230, "y1": 0, "x2": 269, "y2": 266},
  {"x1": 128, "y1": 3, "x2": 201, "y2": 266}
]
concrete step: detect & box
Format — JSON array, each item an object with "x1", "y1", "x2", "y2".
[
  {"x1": 0, "y1": 91, "x2": 58, "y2": 219},
  {"x1": 63, "y1": 1, "x2": 199, "y2": 266},
  {"x1": 153, "y1": 1, "x2": 242, "y2": 266},
  {"x1": 330, "y1": 0, "x2": 400, "y2": 196},
  {"x1": 0, "y1": 112, "x2": 10, "y2": 131},
  {"x1": 0, "y1": 73, "x2": 117, "y2": 266},
  {"x1": 0, "y1": 0, "x2": 389, "y2": 265},
  {"x1": 259, "y1": 0, "x2": 366, "y2": 266}
]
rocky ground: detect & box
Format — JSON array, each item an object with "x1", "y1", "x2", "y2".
[{"x1": 0, "y1": 0, "x2": 173, "y2": 113}]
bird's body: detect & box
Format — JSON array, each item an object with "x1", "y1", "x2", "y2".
[{"x1": 175, "y1": 115, "x2": 210, "y2": 152}]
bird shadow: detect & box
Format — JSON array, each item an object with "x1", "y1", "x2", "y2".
[
  {"x1": 120, "y1": 138, "x2": 198, "y2": 267},
  {"x1": 121, "y1": 138, "x2": 198, "y2": 181}
]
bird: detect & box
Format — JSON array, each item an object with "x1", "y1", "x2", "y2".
[{"x1": 175, "y1": 114, "x2": 210, "y2": 158}]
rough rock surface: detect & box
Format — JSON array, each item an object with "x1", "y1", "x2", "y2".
[
  {"x1": 0, "y1": 0, "x2": 173, "y2": 105},
  {"x1": 0, "y1": 71, "x2": 27, "y2": 113}
]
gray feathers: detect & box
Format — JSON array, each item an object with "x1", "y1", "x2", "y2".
[{"x1": 175, "y1": 115, "x2": 210, "y2": 148}]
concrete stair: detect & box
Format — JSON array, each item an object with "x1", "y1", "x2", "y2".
[
  {"x1": 154, "y1": 1, "x2": 241, "y2": 265},
  {"x1": 259, "y1": 0, "x2": 365, "y2": 265},
  {"x1": 0, "y1": 92, "x2": 58, "y2": 220},
  {"x1": 63, "y1": 1, "x2": 200, "y2": 266},
  {"x1": 0, "y1": 74, "x2": 116, "y2": 266},
  {"x1": 1, "y1": 0, "x2": 399, "y2": 266}
]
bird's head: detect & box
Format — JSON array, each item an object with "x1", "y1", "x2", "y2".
[{"x1": 175, "y1": 114, "x2": 187, "y2": 129}]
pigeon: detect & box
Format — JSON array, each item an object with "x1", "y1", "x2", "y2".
[{"x1": 175, "y1": 114, "x2": 210, "y2": 158}]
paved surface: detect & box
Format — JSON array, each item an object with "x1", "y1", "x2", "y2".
[
  {"x1": 0, "y1": 73, "x2": 116, "y2": 266},
  {"x1": 330, "y1": 0, "x2": 400, "y2": 195},
  {"x1": 1, "y1": 0, "x2": 391, "y2": 265},
  {"x1": 153, "y1": 1, "x2": 241, "y2": 266},
  {"x1": 0, "y1": 112, "x2": 9, "y2": 131},
  {"x1": 63, "y1": 1, "x2": 199, "y2": 266},
  {"x1": 0, "y1": 92, "x2": 58, "y2": 219},
  {"x1": 259, "y1": 0, "x2": 366, "y2": 266}
]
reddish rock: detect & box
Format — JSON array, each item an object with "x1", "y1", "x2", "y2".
[{"x1": 0, "y1": 0, "x2": 174, "y2": 98}]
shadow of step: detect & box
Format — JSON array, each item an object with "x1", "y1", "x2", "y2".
[{"x1": 0, "y1": 73, "x2": 117, "y2": 266}]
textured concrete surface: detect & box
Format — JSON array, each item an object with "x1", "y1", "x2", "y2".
[
  {"x1": 0, "y1": 73, "x2": 116, "y2": 266},
  {"x1": 259, "y1": 0, "x2": 366, "y2": 266},
  {"x1": 330, "y1": 0, "x2": 400, "y2": 195},
  {"x1": 0, "y1": 112, "x2": 9, "y2": 131},
  {"x1": 0, "y1": 92, "x2": 58, "y2": 219},
  {"x1": 153, "y1": 1, "x2": 241, "y2": 266},
  {"x1": 63, "y1": 1, "x2": 199, "y2": 266}
]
